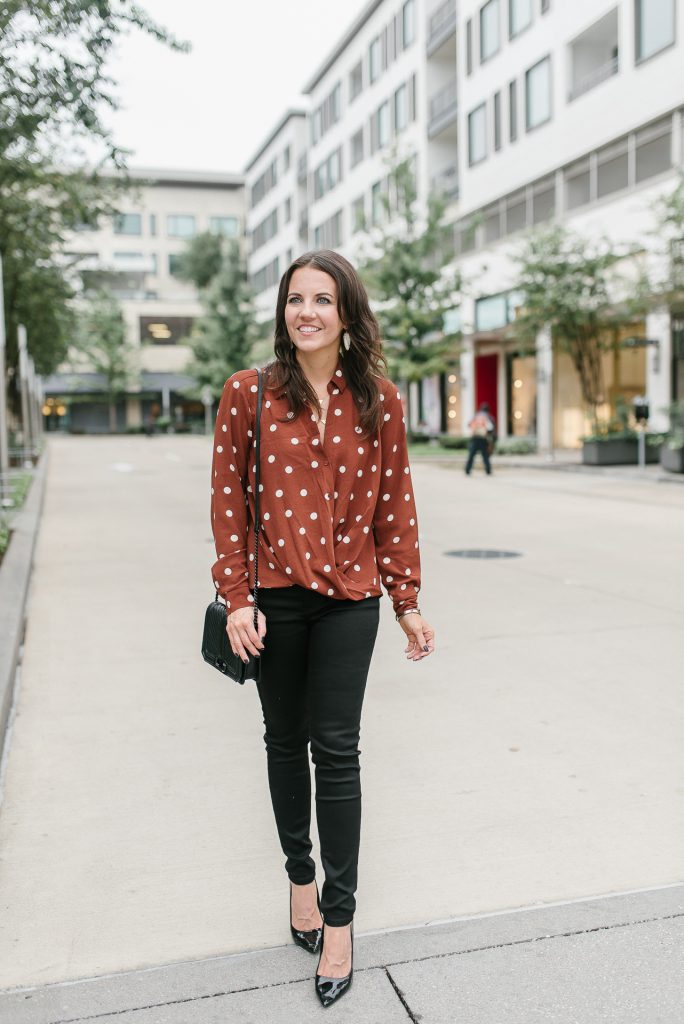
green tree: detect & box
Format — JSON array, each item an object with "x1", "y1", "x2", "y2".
[
  {"x1": 358, "y1": 152, "x2": 461, "y2": 432},
  {"x1": 184, "y1": 241, "x2": 260, "y2": 397},
  {"x1": 71, "y1": 292, "x2": 136, "y2": 432},
  {"x1": 0, "y1": 1, "x2": 186, "y2": 384},
  {"x1": 648, "y1": 173, "x2": 684, "y2": 304},
  {"x1": 512, "y1": 224, "x2": 638, "y2": 432},
  {"x1": 172, "y1": 232, "x2": 225, "y2": 290}
]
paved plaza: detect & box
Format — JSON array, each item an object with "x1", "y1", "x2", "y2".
[{"x1": 0, "y1": 435, "x2": 682, "y2": 1021}]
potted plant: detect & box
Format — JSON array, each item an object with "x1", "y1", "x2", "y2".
[
  {"x1": 661, "y1": 400, "x2": 684, "y2": 474},
  {"x1": 581, "y1": 396, "x2": 663, "y2": 465}
]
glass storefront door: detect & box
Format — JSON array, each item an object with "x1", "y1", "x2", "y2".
[{"x1": 507, "y1": 353, "x2": 537, "y2": 436}]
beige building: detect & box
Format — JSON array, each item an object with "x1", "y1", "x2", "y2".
[{"x1": 45, "y1": 168, "x2": 245, "y2": 432}]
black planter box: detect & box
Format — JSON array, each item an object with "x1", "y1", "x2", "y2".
[
  {"x1": 582, "y1": 438, "x2": 660, "y2": 466},
  {"x1": 661, "y1": 445, "x2": 684, "y2": 473}
]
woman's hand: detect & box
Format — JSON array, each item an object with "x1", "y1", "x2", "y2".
[
  {"x1": 227, "y1": 606, "x2": 267, "y2": 663},
  {"x1": 398, "y1": 612, "x2": 435, "y2": 661}
]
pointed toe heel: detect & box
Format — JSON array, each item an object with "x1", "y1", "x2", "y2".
[
  {"x1": 315, "y1": 920, "x2": 354, "y2": 1008},
  {"x1": 289, "y1": 880, "x2": 323, "y2": 955}
]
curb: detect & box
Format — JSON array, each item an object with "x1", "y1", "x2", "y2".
[{"x1": 0, "y1": 447, "x2": 49, "y2": 761}]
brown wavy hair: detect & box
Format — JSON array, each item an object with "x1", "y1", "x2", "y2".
[{"x1": 263, "y1": 249, "x2": 388, "y2": 438}]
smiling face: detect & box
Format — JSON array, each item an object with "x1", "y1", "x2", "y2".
[{"x1": 284, "y1": 266, "x2": 346, "y2": 357}]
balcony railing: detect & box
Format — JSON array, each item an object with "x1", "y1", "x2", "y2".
[
  {"x1": 428, "y1": 77, "x2": 458, "y2": 137},
  {"x1": 569, "y1": 54, "x2": 619, "y2": 101},
  {"x1": 427, "y1": 0, "x2": 456, "y2": 55}
]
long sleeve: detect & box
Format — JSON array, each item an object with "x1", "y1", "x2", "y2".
[
  {"x1": 210, "y1": 372, "x2": 255, "y2": 613},
  {"x1": 372, "y1": 385, "x2": 421, "y2": 615}
]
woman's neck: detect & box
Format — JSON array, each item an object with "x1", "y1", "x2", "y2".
[{"x1": 296, "y1": 348, "x2": 339, "y2": 395}]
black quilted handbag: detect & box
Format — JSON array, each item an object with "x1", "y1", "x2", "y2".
[{"x1": 201, "y1": 368, "x2": 263, "y2": 683}]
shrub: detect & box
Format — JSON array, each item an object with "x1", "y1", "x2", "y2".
[
  {"x1": 438, "y1": 435, "x2": 469, "y2": 450},
  {"x1": 494, "y1": 437, "x2": 538, "y2": 455}
]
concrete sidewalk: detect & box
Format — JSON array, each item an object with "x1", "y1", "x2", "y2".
[
  {"x1": 0, "y1": 435, "x2": 682, "y2": 1016},
  {"x1": 1, "y1": 885, "x2": 682, "y2": 1022}
]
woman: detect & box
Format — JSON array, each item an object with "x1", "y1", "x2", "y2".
[{"x1": 210, "y1": 250, "x2": 435, "y2": 1008}]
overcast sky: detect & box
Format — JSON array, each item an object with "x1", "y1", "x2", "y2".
[{"x1": 106, "y1": 0, "x2": 370, "y2": 174}]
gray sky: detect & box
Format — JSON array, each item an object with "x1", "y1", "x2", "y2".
[{"x1": 107, "y1": 0, "x2": 370, "y2": 174}]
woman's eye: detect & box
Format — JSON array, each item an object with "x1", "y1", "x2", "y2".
[{"x1": 318, "y1": 297, "x2": 330, "y2": 304}]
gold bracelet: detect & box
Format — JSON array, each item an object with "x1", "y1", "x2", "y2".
[{"x1": 395, "y1": 607, "x2": 421, "y2": 621}]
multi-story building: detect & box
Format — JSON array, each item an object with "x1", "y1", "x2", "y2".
[
  {"x1": 245, "y1": 0, "x2": 684, "y2": 448},
  {"x1": 244, "y1": 111, "x2": 308, "y2": 325},
  {"x1": 45, "y1": 168, "x2": 245, "y2": 432}
]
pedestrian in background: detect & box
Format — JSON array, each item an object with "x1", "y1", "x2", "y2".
[
  {"x1": 210, "y1": 249, "x2": 435, "y2": 1008},
  {"x1": 465, "y1": 401, "x2": 496, "y2": 476}
]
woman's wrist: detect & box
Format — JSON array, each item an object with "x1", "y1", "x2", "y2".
[{"x1": 395, "y1": 606, "x2": 421, "y2": 621}]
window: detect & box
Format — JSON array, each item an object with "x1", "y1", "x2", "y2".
[
  {"x1": 409, "y1": 72, "x2": 417, "y2": 121},
  {"x1": 597, "y1": 138, "x2": 629, "y2": 198},
  {"x1": 394, "y1": 84, "x2": 409, "y2": 133},
  {"x1": 504, "y1": 189, "x2": 527, "y2": 233},
  {"x1": 635, "y1": 0, "x2": 675, "y2": 62},
  {"x1": 284, "y1": 198, "x2": 292, "y2": 224},
  {"x1": 402, "y1": 0, "x2": 416, "y2": 47},
  {"x1": 531, "y1": 176, "x2": 555, "y2": 223},
  {"x1": 313, "y1": 210, "x2": 343, "y2": 249},
  {"x1": 285, "y1": 248, "x2": 293, "y2": 267},
  {"x1": 466, "y1": 18, "x2": 473, "y2": 74},
  {"x1": 565, "y1": 157, "x2": 591, "y2": 209},
  {"x1": 283, "y1": 145, "x2": 291, "y2": 172},
  {"x1": 509, "y1": 79, "x2": 518, "y2": 141},
  {"x1": 251, "y1": 158, "x2": 277, "y2": 207},
  {"x1": 252, "y1": 257, "x2": 280, "y2": 295},
  {"x1": 483, "y1": 204, "x2": 501, "y2": 242},
  {"x1": 352, "y1": 195, "x2": 366, "y2": 233},
  {"x1": 480, "y1": 0, "x2": 501, "y2": 61},
  {"x1": 209, "y1": 216, "x2": 239, "y2": 237},
  {"x1": 635, "y1": 117, "x2": 672, "y2": 181},
  {"x1": 168, "y1": 254, "x2": 183, "y2": 276},
  {"x1": 509, "y1": 0, "x2": 532, "y2": 38},
  {"x1": 251, "y1": 208, "x2": 278, "y2": 251},
  {"x1": 350, "y1": 128, "x2": 364, "y2": 168},
  {"x1": 350, "y1": 60, "x2": 363, "y2": 101},
  {"x1": 331, "y1": 82, "x2": 341, "y2": 121},
  {"x1": 167, "y1": 214, "x2": 196, "y2": 238},
  {"x1": 541, "y1": 0, "x2": 550, "y2": 11},
  {"x1": 525, "y1": 56, "x2": 552, "y2": 130},
  {"x1": 468, "y1": 103, "x2": 487, "y2": 165},
  {"x1": 371, "y1": 180, "x2": 385, "y2": 225},
  {"x1": 149, "y1": 214, "x2": 157, "y2": 236},
  {"x1": 493, "y1": 91, "x2": 502, "y2": 151},
  {"x1": 113, "y1": 213, "x2": 142, "y2": 235},
  {"x1": 378, "y1": 102, "x2": 390, "y2": 147},
  {"x1": 369, "y1": 36, "x2": 381, "y2": 82}
]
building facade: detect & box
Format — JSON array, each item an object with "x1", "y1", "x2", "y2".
[
  {"x1": 45, "y1": 168, "x2": 245, "y2": 432},
  {"x1": 245, "y1": 0, "x2": 684, "y2": 447}
]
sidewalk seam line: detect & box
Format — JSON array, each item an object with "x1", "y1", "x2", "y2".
[
  {"x1": 384, "y1": 966, "x2": 420, "y2": 1023},
  {"x1": 16, "y1": 912, "x2": 684, "y2": 1024}
]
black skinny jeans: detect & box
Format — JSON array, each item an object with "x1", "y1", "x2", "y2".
[
  {"x1": 254, "y1": 585, "x2": 380, "y2": 926},
  {"x1": 465, "y1": 436, "x2": 492, "y2": 474}
]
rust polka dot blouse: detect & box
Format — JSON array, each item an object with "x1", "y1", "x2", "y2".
[{"x1": 210, "y1": 358, "x2": 421, "y2": 616}]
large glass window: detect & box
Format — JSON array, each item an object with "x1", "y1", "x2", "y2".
[
  {"x1": 402, "y1": 0, "x2": 416, "y2": 47},
  {"x1": 493, "y1": 91, "x2": 502, "y2": 151},
  {"x1": 509, "y1": 79, "x2": 518, "y2": 141},
  {"x1": 525, "y1": 56, "x2": 552, "y2": 130},
  {"x1": 509, "y1": 0, "x2": 532, "y2": 38},
  {"x1": 468, "y1": 103, "x2": 487, "y2": 165},
  {"x1": 369, "y1": 36, "x2": 381, "y2": 82},
  {"x1": 635, "y1": 0, "x2": 675, "y2": 62},
  {"x1": 350, "y1": 60, "x2": 363, "y2": 101},
  {"x1": 113, "y1": 213, "x2": 142, "y2": 235},
  {"x1": 378, "y1": 101, "x2": 390, "y2": 147},
  {"x1": 466, "y1": 19, "x2": 473, "y2": 74},
  {"x1": 350, "y1": 128, "x2": 364, "y2": 168},
  {"x1": 167, "y1": 214, "x2": 196, "y2": 238},
  {"x1": 480, "y1": 0, "x2": 501, "y2": 61},
  {"x1": 394, "y1": 84, "x2": 408, "y2": 132},
  {"x1": 209, "y1": 216, "x2": 238, "y2": 237}
]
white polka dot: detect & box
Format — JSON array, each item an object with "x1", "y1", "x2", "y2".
[
  {"x1": 339, "y1": 465, "x2": 346, "y2": 473},
  {"x1": 358, "y1": 447, "x2": 364, "y2": 454},
  {"x1": 328, "y1": 588, "x2": 334, "y2": 596},
  {"x1": 334, "y1": 409, "x2": 342, "y2": 417},
  {"x1": 224, "y1": 567, "x2": 232, "y2": 575},
  {"x1": 388, "y1": 514, "x2": 394, "y2": 521},
  {"x1": 223, "y1": 486, "x2": 231, "y2": 494},
  {"x1": 409, "y1": 518, "x2": 415, "y2": 525},
  {"x1": 404, "y1": 466, "x2": 410, "y2": 474},
  {"x1": 299, "y1": 527, "x2": 306, "y2": 535},
  {"x1": 382, "y1": 493, "x2": 390, "y2": 501},
  {"x1": 230, "y1": 534, "x2": 238, "y2": 542},
  {"x1": 384, "y1": 413, "x2": 391, "y2": 421},
  {"x1": 392, "y1": 537, "x2": 400, "y2": 543},
  {"x1": 405, "y1": 568, "x2": 411, "y2": 575},
  {"x1": 386, "y1": 469, "x2": 392, "y2": 476},
  {"x1": 357, "y1": 469, "x2": 363, "y2": 477},
  {"x1": 356, "y1": 514, "x2": 362, "y2": 521},
  {"x1": 251, "y1": 384, "x2": 258, "y2": 393},
  {"x1": 268, "y1": 454, "x2": 276, "y2": 463},
  {"x1": 285, "y1": 466, "x2": 293, "y2": 474},
  {"x1": 278, "y1": 539, "x2": 285, "y2": 547},
  {"x1": 247, "y1": 594, "x2": 254, "y2": 603},
  {"x1": 265, "y1": 400, "x2": 271, "y2": 408},
  {"x1": 311, "y1": 581, "x2": 319, "y2": 589},
  {"x1": 221, "y1": 424, "x2": 227, "y2": 432},
  {"x1": 363, "y1": 526, "x2": 369, "y2": 533},
  {"x1": 333, "y1": 387, "x2": 340, "y2": 394},
  {"x1": 231, "y1": 407, "x2": 237, "y2": 416},
  {"x1": 321, "y1": 537, "x2": 326, "y2": 544},
  {"x1": 310, "y1": 512, "x2": 318, "y2": 520},
  {"x1": 334, "y1": 491, "x2": 339, "y2": 498},
  {"x1": 324, "y1": 564, "x2": 331, "y2": 571},
  {"x1": 216, "y1": 445, "x2": 223, "y2": 453},
  {"x1": 372, "y1": 465, "x2": 377, "y2": 472},
  {"x1": 276, "y1": 489, "x2": 283, "y2": 497},
  {"x1": 232, "y1": 380, "x2": 240, "y2": 389},
  {"x1": 404, "y1": 493, "x2": 410, "y2": 501},
  {"x1": 335, "y1": 369, "x2": 342, "y2": 377},
  {"x1": 270, "y1": 424, "x2": 277, "y2": 431},
  {"x1": 263, "y1": 512, "x2": 270, "y2": 520},
  {"x1": 311, "y1": 461, "x2": 318, "y2": 468},
  {"x1": 374, "y1": 440, "x2": 379, "y2": 447},
  {"x1": 354, "y1": 564, "x2": 360, "y2": 571},
  {"x1": 285, "y1": 509, "x2": 293, "y2": 517},
  {"x1": 305, "y1": 551, "x2": 311, "y2": 560},
  {"x1": 332, "y1": 435, "x2": 341, "y2": 443},
  {"x1": 367, "y1": 490, "x2": 372, "y2": 498},
  {"x1": 285, "y1": 567, "x2": 292, "y2": 574},
  {"x1": 229, "y1": 464, "x2": 235, "y2": 472},
  {"x1": 291, "y1": 437, "x2": 299, "y2": 445},
  {"x1": 312, "y1": 438, "x2": 319, "y2": 445},
  {"x1": 300, "y1": 489, "x2": 307, "y2": 496},
  {"x1": 396, "y1": 391, "x2": 401, "y2": 399},
  {"x1": 225, "y1": 510, "x2": 233, "y2": 517},
  {"x1": 380, "y1": 393, "x2": 385, "y2": 401},
  {"x1": 337, "y1": 534, "x2": 342, "y2": 541},
  {"x1": 383, "y1": 557, "x2": 390, "y2": 564},
  {"x1": 387, "y1": 575, "x2": 394, "y2": 582},
  {"x1": 269, "y1": 562, "x2": 275, "y2": 569},
  {"x1": 355, "y1": 426, "x2": 362, "y2": 434},
  {"x1": 400, "y1": 584, "x2": 407, "y2": 591}
]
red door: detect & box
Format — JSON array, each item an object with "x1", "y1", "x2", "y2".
[{"x1": 475, "y1": 354, "x2": 498, "y2": 420}]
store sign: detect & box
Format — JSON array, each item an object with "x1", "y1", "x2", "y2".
[{"x1": 140, "y1": 316, "x2": 194, "y2": 345}]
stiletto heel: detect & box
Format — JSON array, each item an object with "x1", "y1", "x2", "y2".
[
  {"x1": 289, "y1": 880, "x2": 323, "y2": 955},
  {"x1": 315, "y1": 920, "x2": 354, "y2": 1008}
]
